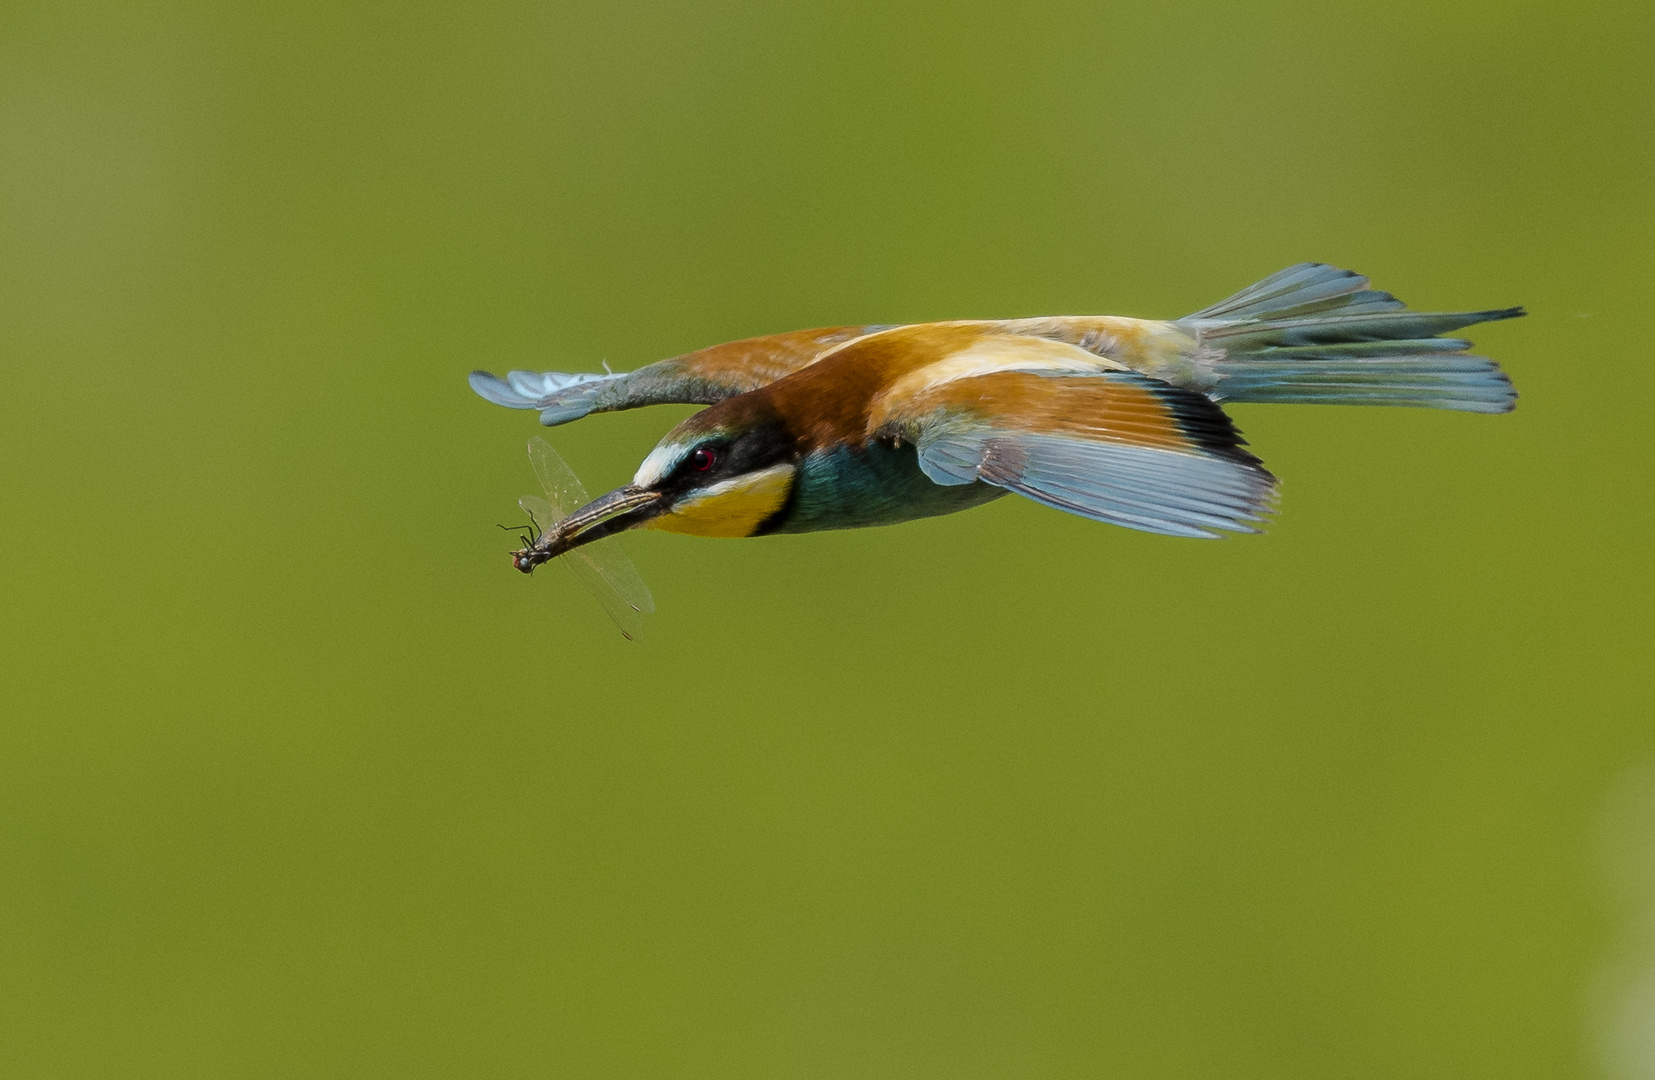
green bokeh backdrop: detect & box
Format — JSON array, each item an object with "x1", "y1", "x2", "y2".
[{"x1": 2, "y1": 1, "x2": 1651, "y2": 1076}]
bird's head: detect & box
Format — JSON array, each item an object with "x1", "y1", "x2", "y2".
[{"x1": 533, "y1": 400, "x2": 798, "y2": 564}]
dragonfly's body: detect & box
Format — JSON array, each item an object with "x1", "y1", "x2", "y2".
[
  {"x1": 473, "y1": 263, "x2": 1521, "y2": 629},
  {"x1": 512, "y1": 438, "x2": 653, "y2": 639}
]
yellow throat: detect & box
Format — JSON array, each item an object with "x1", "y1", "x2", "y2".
[{"x1": 642, "y1": 463, "x2": 794, "y2": 538}]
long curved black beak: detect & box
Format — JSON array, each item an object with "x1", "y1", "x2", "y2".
[{"x1": 515, "y1": 485, "x2": 664, "y2": 572}]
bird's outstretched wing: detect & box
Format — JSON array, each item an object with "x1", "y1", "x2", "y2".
[
  {"x1": 867, "y1": 333, "x2": 1279, "y2": 538},
  {"x1": 470, "y1": 325, "x2": 885, "y2": 427}
]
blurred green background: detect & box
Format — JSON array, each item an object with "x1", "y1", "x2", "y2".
[{"x1": 2, "y1": 0, "x2": 1651, "y2": 1076}]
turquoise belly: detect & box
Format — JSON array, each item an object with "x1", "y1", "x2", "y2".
[{"x1": 770, "y1": 442, "x2": 1006, "y2": 534}]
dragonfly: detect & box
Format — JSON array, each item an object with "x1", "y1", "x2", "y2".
[{"x1": 504, "y1": 436, "x2": 655, "y2": 640}]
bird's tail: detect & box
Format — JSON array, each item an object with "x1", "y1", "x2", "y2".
[{"x1": 1182, "y1": 263, "x2": 1522, "y2": 414}]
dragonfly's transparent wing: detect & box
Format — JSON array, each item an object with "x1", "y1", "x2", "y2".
[
  {"x1": 521, "y1": 438, "x2": 655, "y2": 641},
  {"x1": 566, "y1": 549, "x2": 653, "y2": 641},
  {"x1": 527, "y1": 436, "x2": 589, "y2": 517}
]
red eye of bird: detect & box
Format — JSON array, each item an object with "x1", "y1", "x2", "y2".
[{"x1": 691, "y1": 448, "x2": 716, "y2": 472}]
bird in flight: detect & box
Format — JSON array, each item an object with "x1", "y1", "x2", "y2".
[{"x1": 471, "y1": 262, "x2": 1519, "y2": 606}]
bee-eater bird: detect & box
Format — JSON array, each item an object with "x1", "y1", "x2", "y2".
[{"x1": 470, "y1": 263, "x2": 1520, "y2": 570}]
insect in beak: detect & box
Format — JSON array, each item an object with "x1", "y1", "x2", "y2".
[{"x1": 509, "y1": 437, "x2": 657, "y2": 639}]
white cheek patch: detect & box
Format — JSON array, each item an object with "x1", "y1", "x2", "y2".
[{"x1": 635, "y1": 441, "x2": 692, "y2": 487}]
